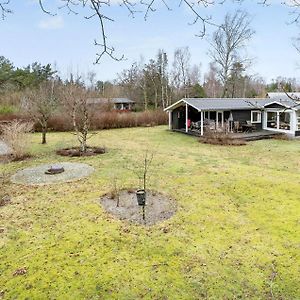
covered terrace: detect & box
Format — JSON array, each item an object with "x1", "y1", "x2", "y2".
[{"x1": 164, "y1": 98, "x2": 270, "y2": 136}]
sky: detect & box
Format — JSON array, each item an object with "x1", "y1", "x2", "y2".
[{"x1": 0, "y1": 0, "x2": 300, "y2": 83}]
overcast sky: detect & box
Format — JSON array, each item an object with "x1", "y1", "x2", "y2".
[{"x1": 1, "y1": 0, "x2": 300, "y2": 83}]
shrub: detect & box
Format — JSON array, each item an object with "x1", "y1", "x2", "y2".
[
  {"x1": 90, "y1": 110, "x2": 168, "y2": 130},
  {"x1": 0, "y1": 120, "x2": 33, "y2": 160},
  {"x1": 200, "y1": 131, "x2": 246, "y2": 146},
  {"x1": 44, "y1": 114, "x2": 73, "y2": 132},
  {"x1": 0, "y1": 110, "x2": 168, "y2": 132}
]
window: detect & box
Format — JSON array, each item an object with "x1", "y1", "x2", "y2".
[
  {"x1": 267, "y1": 112, "x2": 277, "y2": 129},
  {"x1": 279, "y1": 112, "x2": 291, "y2": 130},
  {"x1": 251, "y1": 110, "x2": 261, "y2": 123}
]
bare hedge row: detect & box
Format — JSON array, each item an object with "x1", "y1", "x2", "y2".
[{"x1": 0, "y1": 110, "x2": 168, "y2": 132}]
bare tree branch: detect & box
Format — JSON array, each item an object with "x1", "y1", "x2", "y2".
[
  {"x1": 1, "y1": 0, "x2": 299, "y2": 63},
  {"x1": 0, "y1": 0, "x2": 12, "y2": 20}
]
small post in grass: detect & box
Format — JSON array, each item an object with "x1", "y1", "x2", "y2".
[{"x1": 136, "y1": 189, "x2": 146, "y2": 223}]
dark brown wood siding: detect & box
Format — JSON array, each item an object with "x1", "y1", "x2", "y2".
[
  {"x1": 172, "y1": 106, "x2": 185, "y2": 129},
  {"x1": 232, "y1": 110, "x2": 263, "y2": 129}
]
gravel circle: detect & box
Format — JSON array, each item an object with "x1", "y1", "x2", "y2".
[
  {"x1": 100, "y1": 190, "x2": 177, "y2": 226},
  {"x1": 0, "y1": 140, "x2": 11, "y2": 156},
  {"x1": 11, "y1": 162, "x2": 94, "y2": 185}
]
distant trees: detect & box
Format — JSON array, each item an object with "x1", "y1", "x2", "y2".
[
  {"x1": 116, "y1": 48, "x2": 207, "y2": 109},
  {"x1": 118, "y1": 51, "x2": 173, "y2": 109},
  {"x1": 0, "y1": 56, "x2": 56, "y2": 93},
  {"x1": 208, "y1": 11, "x2": 255, "y2": 97},
  {"x1": 266, "y1": 77, "x2": 297, "y2": 93}
]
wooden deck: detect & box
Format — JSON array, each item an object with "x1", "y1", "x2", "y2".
[{"x1": 173, "y1": 129, "x2": 283, "y2": 141}]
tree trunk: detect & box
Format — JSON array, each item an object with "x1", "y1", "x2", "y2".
[
  {"x1": 222, "y1": 82, "x2": 228, "y2": 98},
  {"x1": 143, "y1": 81, "x2": 148, "y2": 111},
  {"x1": 41, "y1": 124, "x2": 47, "y2": 144},
  {"x1": 81, "y1": 134, "x2": 87, "y2": 153}
]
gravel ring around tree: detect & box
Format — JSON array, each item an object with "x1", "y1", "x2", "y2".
[
  {"x1": 100, "y1": 190, "x2": 177, "y2": 226},
  {"x1": 11, "y1": 162, "x2": 94, "y2": 185}
]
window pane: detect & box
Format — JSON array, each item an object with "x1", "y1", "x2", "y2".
[
  {"x1": 253, "y1": 112, "x2": 258, "y2": 122},
  {"x1": 252, "y1": 111, "x2": 261, "y2": 123},
  {"x1": 279, "y1": 112, "x2": 290, "y2": 130}
]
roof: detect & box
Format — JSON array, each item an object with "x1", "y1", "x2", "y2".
[
  {"x1": 87, "y1": 98, "x2": 135, "y2": 105},
  {"x1": 112, "y1": 98, "x2": 135, "y2": 104},
  {"x1": 164, "y1": 98, "x2": 271, "y2": 111},
  {"x1": 264, "y1": 100, "x2": 300, "y2": 110},
  {"x1": 267, "y1": 92, "x2": 300, "y2": 101}
]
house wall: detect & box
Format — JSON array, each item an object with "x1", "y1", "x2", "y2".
[
  {"x1": 296, "y1": 111, "x2": 300, "y2": 136},
  {"x1": 231, "y1": 110, "x2": 263, "y2": 129},
  {"x1": 170, "y1": 106, "x2": 265, "y2": 131},
  {"x1": 172, "y1": 106, "x2": 186, "y2": 129},
  {"x1": 231, "y1": 110, "x2": 251, "y2": 122}
]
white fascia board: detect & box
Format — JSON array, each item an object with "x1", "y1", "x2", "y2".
[
  {"x1": 164, "y1": 99, "x2": 186, "y2": 111},
  {"x1": 164, "y1": 99, "x2": 201, "y2": 112},
  {"x1": 264, "y1": 101, "x2": 291, "y2": 109}
]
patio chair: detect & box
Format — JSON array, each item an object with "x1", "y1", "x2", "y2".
[
  {"x1": 190, "y1": 121, "x2": 201, "y2": 131},
  {"x1": 246, "y1": 120, "x2": 256, "y2": 131},
  {"x1": 234, "y1": 121, "x2": 242, "y2": 133}
]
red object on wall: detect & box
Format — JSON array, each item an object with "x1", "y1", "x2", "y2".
[{"x1": 187, "y1": 119, "x2": 191, "y2": 128}]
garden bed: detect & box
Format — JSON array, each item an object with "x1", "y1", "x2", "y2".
[{"x1": 56, "y1": 147, "x2": 106, "y2": 157}]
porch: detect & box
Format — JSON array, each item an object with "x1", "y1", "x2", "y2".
[
  {"x1": 169, "y1": 103, "x2": 262, "y2": 136},
  {"x1": 174, "y1": 128, "x2": 283, "y2": 141},
  {"x1": 166, "y1": 98, "x2": 300, "y2": 138}
]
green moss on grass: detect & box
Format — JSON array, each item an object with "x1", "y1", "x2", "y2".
[{"x1": 0, "y1": 126, "x2": 299, "y2": 299}]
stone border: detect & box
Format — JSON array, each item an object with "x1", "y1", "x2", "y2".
[{"x1": 11, "y1": 162, "x2": 94, "y2": 186}]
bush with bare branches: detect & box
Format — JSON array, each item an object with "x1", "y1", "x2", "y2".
[
  {"x1": 200, "y1": 131, "x2": 246, "y2": 146},
  {"x1": 0, "y1": 120, "x2": 33, "y2": 160}
]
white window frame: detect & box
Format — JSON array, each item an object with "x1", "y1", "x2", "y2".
[{"x1": 251, "y1": 110, "x2": 262, "y2": 123}]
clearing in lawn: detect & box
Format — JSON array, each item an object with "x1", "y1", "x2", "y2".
[{"x1": 0, "y1": 126, "x2": 299, "y2": 299}]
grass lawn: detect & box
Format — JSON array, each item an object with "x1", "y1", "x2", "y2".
[{"x1": 1, "y1": 126, "x2": 300, "y2": 299}]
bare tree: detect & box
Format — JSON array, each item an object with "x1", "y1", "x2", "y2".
[
  {"x1": 87, "y1": 71, "x2": 97, "y2": 90},
  {"x1": 208, "y1": 10, "x2": 255, "y2": 97},
  {"x1": 204, "y1": 62, "x2": 222, "y2": 98},
  {"x1": 172, "y1": 47, "x2": 191, "y2": 98},
  {"x1": 60, "y1": 83, "x2": 94, "y2": 153},
  {"x1": 157, "y1": 49, "x2": 169, "y2": 108},
  {"x1": 24, "y1": 81, "x2": 58, "y2": 144}
]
